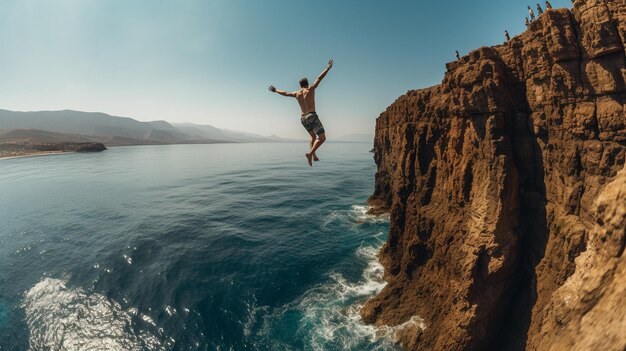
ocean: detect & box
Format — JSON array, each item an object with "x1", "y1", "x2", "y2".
[{"x1": 0, "y1": 143, "x2": 401, "y2": 351}]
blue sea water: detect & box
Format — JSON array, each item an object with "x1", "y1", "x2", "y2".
[{"x1": 0, "y1": 143, "x2": 401, "y2": 351}]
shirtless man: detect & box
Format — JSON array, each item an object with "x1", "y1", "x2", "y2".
[{"x1": 268, "y1": 59, "x2": 334, "y2": 166}]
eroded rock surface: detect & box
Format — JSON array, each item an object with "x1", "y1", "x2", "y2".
[{"x1": 362, "y1": 1, "x2": 625, "y2": 350}]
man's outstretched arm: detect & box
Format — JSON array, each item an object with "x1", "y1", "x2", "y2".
[
  {"x1": 310, "y1": 59, "x2": 333, "y2": 90},
  {"x1": 268, "y1": 85, "x2": 296, "y2": 97}
]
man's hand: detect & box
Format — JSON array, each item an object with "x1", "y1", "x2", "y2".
[
  {"x1": 310, "y1": 60, "x2": 334, "y2": 90},
  {"x1": 269, "y1": 86, "x2": 295, "y2": 97}
]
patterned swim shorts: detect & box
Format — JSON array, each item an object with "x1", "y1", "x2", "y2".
[{"x1": 300, "y1": 112, "x2": 325, "y2": 135}]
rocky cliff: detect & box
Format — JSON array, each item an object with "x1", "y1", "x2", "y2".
[{"x1": 362, "y1": 1, "x2": 625, "y2": 350}]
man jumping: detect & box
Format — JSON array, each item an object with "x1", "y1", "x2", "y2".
[{"x1": 268, "y1": 59, "x2": 334, "y2": 166}]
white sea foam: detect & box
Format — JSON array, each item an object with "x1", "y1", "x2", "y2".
[
  {"x1": 322, "y1": 204, "x2": 389, "y2": 229},
  {"x1": 244, "y1": 205, "x2": 401, "y2": 350},
  {"x1": 22, "y1": 277, "x2": 165, "y2": 351},
  {"x1": 252, "y1": 241, "x2": 418, "y2": 350},
  {"x1": 376, "y1": 315, "x2": 427, "y2": 344},
  {"x1": 244, "y1": 205, "x2": 397, "y2": 349},
  {"x1": 350, "y1": 204, "x2": 390, "y2": 223},
  {"x1": 293, "y1": 244, "x2": 393, "y2": 350}
]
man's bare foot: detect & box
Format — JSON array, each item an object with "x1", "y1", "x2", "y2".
[
  {"x1": 313, "y1": 154, "x2": 320, "y2": 162},
  {"x1": 305, "y1": 153, "x2": 313, "y2": 166}
]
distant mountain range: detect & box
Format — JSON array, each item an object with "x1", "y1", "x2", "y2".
[
  {"x1": 333, "y1": 133, "x2": 374, "y2": 143},
  {"x1": 172, "y1": 123, "x2": 299, "y2": 143},
  {"x1": 0, "y1": 109, "x2": 300, "y2": 146}
]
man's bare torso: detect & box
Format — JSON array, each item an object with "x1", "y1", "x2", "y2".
[
  {"x1": 268, "y1": 58, "x2": 332, "y2": 166},
  {"x1": 295, "y1": 88, "x2": 316, "y2": 115}
]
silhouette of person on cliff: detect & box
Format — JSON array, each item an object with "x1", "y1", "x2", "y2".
[
  {"x1": 455, "y1": 50, "x2": 461, "y2": 60},
  {"x1": 528, "y1": 6, "x2": 536, "y2": 21},
  {"x1": 545, "y1": 1, "x2": 553, "y2": 10},
  {"x1": 525, "y1": 17, "x2": 530, "y2": 27},
  {"x1": 268, "y1": 59, "x2": 334, "y2": 166},
  {"x1": 505, "y1": 30, "x2": 511, "y2": 43},
  {"x1": 536, "y1": 3, "x2": 544, "y2": 15}
]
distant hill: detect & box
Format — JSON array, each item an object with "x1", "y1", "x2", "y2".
[
  {"x1": 0, "y1": 109, "x2": 193, "y2": 145},
  {"x1": 172, "y1": 123, "x2": 234, "y2": 141},
  {"x1": 0, "y1": 128, "x2": 166, "y2": 147},
  {"x1": 174, "y1": 123, "x2": 302, "y2": 143},
  {"x1": 0, "y1": 129, "x2": 96, "y2": 144},
  {"x1": 0, "y1": 129, "x2": 107, "y2": 158},
  {"x1": 0, "y1": 109, "x2": 297, "y2": 146},
  {"x1": 218, "y1": 128, "x2": 301, "y2": 142},
  {"x1": 333, "y1": 133, "x2": 374, "y2": 143}
]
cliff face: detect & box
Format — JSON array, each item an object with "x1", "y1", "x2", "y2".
[{"x1": 362, "y1": 1, "x2": 626, "y2": 350}]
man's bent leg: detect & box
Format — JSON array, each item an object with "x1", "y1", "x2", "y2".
[
  {"x1": 308, "y1": 133, "x2": 326, "y2": 156},
  {"x1": 308, "y1": 130, "x2": 319, "y2": 161}
]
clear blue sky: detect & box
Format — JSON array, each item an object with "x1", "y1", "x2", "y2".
[{"x1": 0, "y1": 0, "x2": 573, "y2": 138}]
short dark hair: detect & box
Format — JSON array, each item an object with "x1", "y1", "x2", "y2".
[{"x1": 299, "y1": 78, "x2": 309, "y2": 88}]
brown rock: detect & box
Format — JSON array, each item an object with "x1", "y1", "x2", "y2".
[
  {"x1": 574, "y1": 0, "x2": 623, "y2": 59},
  {"x1": 526, "y1": 166, "x2": 626, "y2": 351},
  {"x1": 363, "y1": 1, "x2": 626, "y2": 350}
]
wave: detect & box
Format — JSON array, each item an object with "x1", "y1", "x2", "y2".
[
  {"x1": 277, "y1": 205, "x2": 403, "y2": 350},
  {"x1": 293, "y1": 244, "x2": 391, "y2": 350},
  {"x1": 322, "y1": 204, "x2": 389, "y2": 230},
  {"x1": 241, "y1": 205, "x2": 424, "y2": 350},
  {"x1": 293, "y1": 243, "x2": 425, "y2": 350},
  {"x1": 246, "y1": 241, "x2": 415, "y2": 350},
  {"x1": 19, "y1": 204, "x2": 396, "y2": 350},
  {"x1": 22, "y1": 277, "x2": 168, "y2": 351}
]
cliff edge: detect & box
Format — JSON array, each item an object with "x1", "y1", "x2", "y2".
[{"x1": 362, "y1": 1, "x2": 625, "y2": 350}]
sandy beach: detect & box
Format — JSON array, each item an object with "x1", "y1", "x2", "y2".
[{"x1": 0, "y1": 151, "x2": 70, "y2": 160}]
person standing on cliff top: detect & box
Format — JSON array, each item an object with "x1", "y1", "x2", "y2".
[
  {"x1": 505, "y1": 30, "x2": 511, "y2": 43},
  {"x1": 525, "y1": 17, "x2": 530, "y2": 27},
  {"x1": 268, "y1": 59, "x2": 334, "y2": 166},
  {"x1": 545, "y1": 1, "x2": 553, "y2": 10},
  {"x1": 455, "y1": 50, "x2": 461, "y2": 60},
  {"x1": 528, "y1": 6, "x2": 536, "y2": 21},
  {"x1": 536, "y1": 3, "x2": 544, "y2": 15}
]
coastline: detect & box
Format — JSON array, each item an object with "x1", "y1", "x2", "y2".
[
  {"x1": 362, "y1": 2, "x2": 626, "y2": 350},
  {"x1": 0, "y1": 151, "x2": 71, "y2": 161},
  {"x1": 0, "y1": 141, "x2": 106, "y2": 160}
]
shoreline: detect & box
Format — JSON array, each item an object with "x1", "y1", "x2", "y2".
[
  {"x1": 0, "y1": 151, "x2": 71, "y2": 160},
  {"x1": 0, "y1": 141, "x2": 374, "y2": 161}
]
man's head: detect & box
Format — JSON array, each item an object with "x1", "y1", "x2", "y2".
[{"x1": 299, "y1": 78, "x2": 309, "y2": 88}]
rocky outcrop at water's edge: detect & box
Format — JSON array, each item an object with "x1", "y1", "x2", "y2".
[{"x1": 362, "y1": 1, "x2": 626, "y2": 350}]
